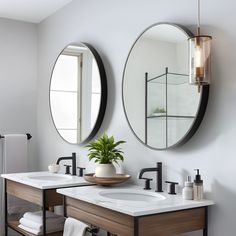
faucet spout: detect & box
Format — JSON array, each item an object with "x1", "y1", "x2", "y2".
[
  {"x1": 138, "y1": 162, "x2": 163, "y2": 192},
  {"x1": 138, "y1": 167, "x2": 158, "y2": 179},
  {"x1": 56, "y1": 152, "x2": 77, "y2": 176}
]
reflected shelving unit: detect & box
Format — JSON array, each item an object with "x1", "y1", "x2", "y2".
[{"x1": 145, "y1": 67, "x2": 196, "y2": 148}]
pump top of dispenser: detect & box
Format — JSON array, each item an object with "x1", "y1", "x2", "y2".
[
  {"x1": 194, "y1": 169, "x2": 203, "y2": 184},
  {"x1": 185, "y1": 176, "x2": 193, "y2": 187}
]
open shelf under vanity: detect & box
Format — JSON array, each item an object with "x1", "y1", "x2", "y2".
[{"x1": 2, "y1": 173, "x2": 92, "y2": 236}]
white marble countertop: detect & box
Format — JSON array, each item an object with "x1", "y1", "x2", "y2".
[
  {"x1": 57, "y1": 184, "x2": 214, "y2": 216},
  {"x1": 1, "y1": 171, "x2": 91, "y2": 189}
]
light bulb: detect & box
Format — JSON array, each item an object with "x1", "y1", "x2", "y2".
[
  {"x1": 194, "y1": 43, "x2": 204, "y2": 78},
  {"x1": 195, "y1": 46, "x2": 202, "y2": 68}
]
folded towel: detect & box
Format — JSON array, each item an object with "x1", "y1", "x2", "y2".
[
  {"x1": 63, "y1": 218, "x2": 91, "y2": 236},
  {"x1": 23, "y1": 211, "x2": 62, "y2": 224},
  {"x1": 18, "y1": 223, "x2": 64, "y2": 235},
  {"x1": 19, "y1": 217, "x2": 65, "y2": 232},
  {"x1": 18, "y1": 224, "x2": 40, "y2": 235}
]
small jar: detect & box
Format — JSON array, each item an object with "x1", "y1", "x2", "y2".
[{"x1": 182, "y1": 176, "x2": 193, "y2": 200}]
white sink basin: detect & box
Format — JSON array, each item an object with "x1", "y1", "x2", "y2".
[
  {"x1": 99, "y1": 189, "x2": 165, "y2": 202},
  {"x1": 27, "y1": 174, "x2": 72, "y2": 182}
]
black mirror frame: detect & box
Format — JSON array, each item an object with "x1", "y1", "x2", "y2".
[
  {"x1": 122, "y1": 22, "x2": 209, "y2": 150},
  {"x1": 49, "y1": 42, "x2": 107, "y2": 145}
]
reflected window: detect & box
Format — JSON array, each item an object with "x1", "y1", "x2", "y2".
[{"x1": 50, "y1": 54, "x2": 81, "y2": 143}]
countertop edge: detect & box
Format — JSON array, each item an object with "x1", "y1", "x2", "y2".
[
  {"x1": 57, "y1": 188, "x2": 214, "y2": 217},
  {"x1": 1, "y1": 172, "x2": 92, "y2": 189}
]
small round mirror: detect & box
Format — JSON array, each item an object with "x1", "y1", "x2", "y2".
[
  {"x1": 122, "y1": 23, "x2": 209, "y2": 149},
  {"x1": 50, "y1": 43, "x2": 107, "y2": 144}
]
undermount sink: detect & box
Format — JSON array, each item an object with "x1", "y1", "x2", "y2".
[
  {"x1": 27, "y1": 174, "x2": 72, "y2": 182},
  {"x1": 99, "y1": 189, "x2": 165, "y2": 202}
]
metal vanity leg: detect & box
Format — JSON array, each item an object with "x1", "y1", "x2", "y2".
[
  {"x1": 63, "y1": 195, "x2": 67, "y2": 217},
  {"x1": 203, "y1": 207, "x2": 208, "y2": 236},
  {"x1": 134, "y1": 217, "x2": 139, "y2": 236},
  {"x1": 4, "y1": 179, "x2": 8, "y2": 236},
  {"x1": 42, "y1": 190, "x2": 46, "y2": 236}
]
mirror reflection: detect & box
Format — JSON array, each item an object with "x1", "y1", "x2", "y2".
[
  {"x1": 123, "y1": 23, "x2": 203, "y2": 149},
  {"x1": 50, "y1": 43, "x2": 105, "y2": 144}
]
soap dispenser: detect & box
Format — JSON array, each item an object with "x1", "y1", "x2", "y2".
[
  {"x1": 182, "y1": 176, "x2": 193, "y2": 200},
  {"x1": 193, "y1": 169, "x2": 203, "y2": 200}
]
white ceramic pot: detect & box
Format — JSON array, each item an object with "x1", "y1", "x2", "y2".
[{"x1": 95, "y1": 164, "x2": 116, "y2": 177}]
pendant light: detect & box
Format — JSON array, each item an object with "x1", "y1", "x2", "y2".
[{"x1": 189, "y1": 0, "x2": 212, "y2": 92}]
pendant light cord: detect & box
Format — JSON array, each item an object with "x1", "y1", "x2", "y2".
[{"x1": 197, "y1": 0, "x2": 200, "y2": 35}]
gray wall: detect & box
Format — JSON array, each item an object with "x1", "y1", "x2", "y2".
[
  {"x1": 37, "y1": 0, "x2": 236, "y2": 235},
  {"x1": 0, "y1": 18, "x2": 38, "y2": 171},
  {"x1": 0, "y1": 18, "x2": 37, "y2": 234}
]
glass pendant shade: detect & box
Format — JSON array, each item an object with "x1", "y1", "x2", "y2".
[{"x1": 189, "y1": 35, "x2": 212, "y2": 85}]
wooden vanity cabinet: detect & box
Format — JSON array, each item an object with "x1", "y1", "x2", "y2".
[
  {"x1": 64, "y1": 196, "x2": 208, "y2": 236},
  {"x1": 4, "y1": 179, "x2": 63, "y2": 236}
]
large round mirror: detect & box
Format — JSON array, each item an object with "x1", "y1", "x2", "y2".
[
  {"x1": 50, "y1": 43, "x2": 107, "y2": 144},
  {"x1": 123, "y1": 23, "x2": 209, "y2": 149}
]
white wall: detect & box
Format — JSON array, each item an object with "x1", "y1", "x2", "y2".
[
  {"x1": 36, "y1": 0, "x2": 236, "y2": 235},
  {"x1": 0, "y1": 18, "x2": 37, "y2": 170},
  {"x1": 0, "y1": 17, "x2": 37, "y2": 234}
]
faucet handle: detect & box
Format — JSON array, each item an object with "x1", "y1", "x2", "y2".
[
  {"x1": 64, "y1": 165, "x2": 71, "y2": 175},
  {"x1": 77, "y1": 167, "x2": 86, "y2": 177},
  {"x1": 165, "y1": 181, "x2": 178, "y2": 195},
  {"x1": 140, "y1": 177, "x2": 153, "y2": 190}
]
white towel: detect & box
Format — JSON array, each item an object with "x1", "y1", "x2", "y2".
[
  {"x1": 3, "y1": 134, "x2": 28, "y2": 173},
  {"x1": 19, "y1": 216, "x2": 65, "y2": 231},
  {"x1": 18, "y1": 223, "x2": 64, "y2": 235},
  {"x1": 63, "y1": 218, "x2": 91, "y2": 236},
  {"x1": 23, "y1": 211, "x2": 63, "y2": 224},
  {"x1": 3, "y1": 134, "x2": 29, "y2": 215}
]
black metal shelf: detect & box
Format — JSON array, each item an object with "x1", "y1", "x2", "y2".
[
  {"x1": 147, "y1": 115, "x2": 195, "y2": 119},
  {"x1": 147, "y1": 68, "x2": 188, "y2": 85},
  {"x1": 145, "y1": 67, "x2": 191, "y2": 148}
]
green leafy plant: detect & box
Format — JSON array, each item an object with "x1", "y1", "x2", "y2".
[
  {"x1": 86, "y1": 133, "x2": 126, "y2": 164},
  {"x1": 153, "y1": 107, "x2": 166, "y2": 114}
]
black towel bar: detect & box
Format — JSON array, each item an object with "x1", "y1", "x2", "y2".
[
  {"x1": 0, "y1": 133, "x2": 32, "y2": 140},
  {"x1": 86, "y1": 225, "x2": 99, "y2": 235}
]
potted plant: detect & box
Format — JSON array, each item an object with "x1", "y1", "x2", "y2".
[{"x1": 86, "y1": 133, "x2": 126, "y2": 177}]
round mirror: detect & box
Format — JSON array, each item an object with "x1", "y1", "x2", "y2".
[
  {"x1": 122, "y1": 23, "x2": 209, "y2": 149},
  {"x1": 50, "y1": 43, "x2": 107, "y2": 144}
]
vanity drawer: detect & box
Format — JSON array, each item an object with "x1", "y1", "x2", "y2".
[
  {"x1": 6, "y1": 180, "x2": 63, "y2": 207},
  {"x1": 138, "y1": 207, "x2": 205, "y2": 236},
  {"x1": 6, "y1": 180, "x2": 42, "y2": 205}
]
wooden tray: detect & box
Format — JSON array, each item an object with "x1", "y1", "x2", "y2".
[{"x1": 84, "y1": 173, "x2": 131, "y2": 186}]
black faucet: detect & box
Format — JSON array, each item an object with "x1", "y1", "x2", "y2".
[
  {"x1": 56, "y1": 152, "x2": 77, "y2": 176},
  {"x1": 138, "y1": 162, "x2": 163, "y2": 192}
]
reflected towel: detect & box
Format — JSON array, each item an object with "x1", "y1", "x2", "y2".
[
  {"x1": 23, "y1": 211, "x2": 63, "y2": 224},
  {"x1": 63, "y1": 217, "x2": 91, "y2": 236},
  {"x1": 19, "y1": 217, "x2": 65, "y2": 232}
]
